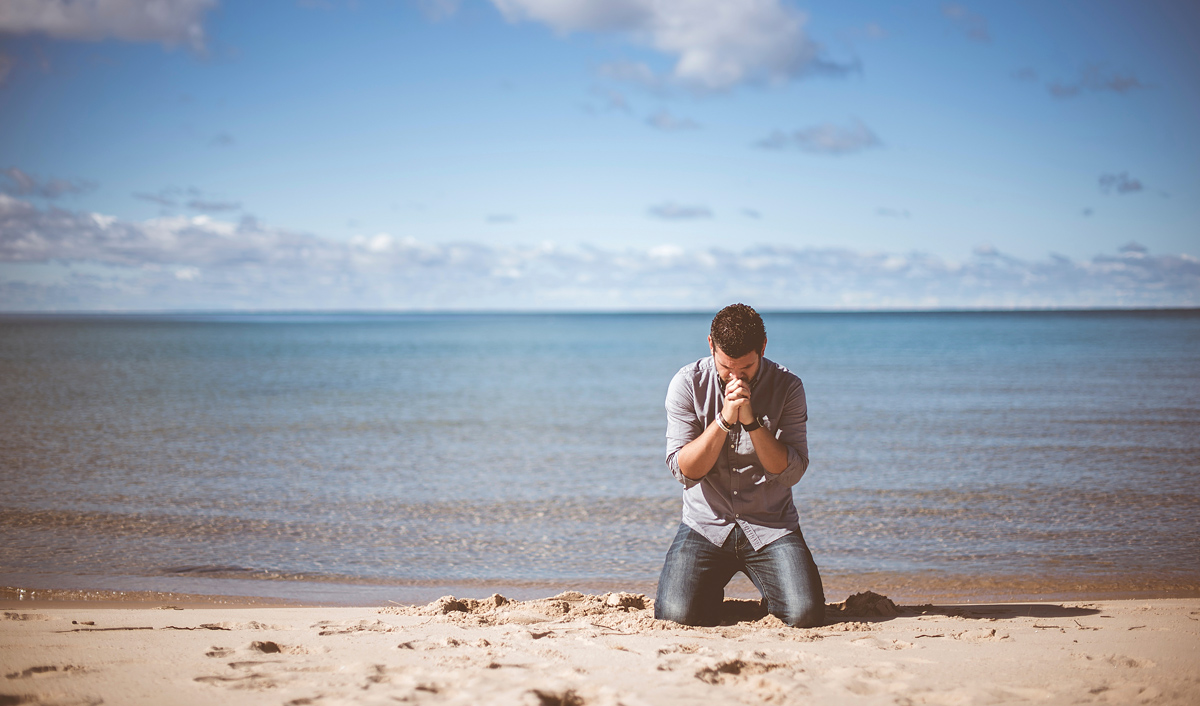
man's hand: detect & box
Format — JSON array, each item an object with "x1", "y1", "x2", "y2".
[{"x1": 723, "y1": 377, "x2": 755, "y2": 425}]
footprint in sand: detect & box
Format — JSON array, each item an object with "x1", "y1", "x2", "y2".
[
  {"x1": 311, "y1": 619, "x2": 398, "y2": 636},
  {"x1": 1075, "y1": 653, "x2": 1156, "y2": 669},
  {"x1": 4, "y1": 664, "x2": 84, "y2": 679},
  {"x1": 695, "y1": 658, "x2": 788, "y2": 685},
  {"x1": 851, "y1": 636, "x2": 916, "y2": 650},
  {"x1": 194, "y1": 672, "x2": 278, "y2": 690},
  {"x1": 952, "y1": 628, "x2": 1008, "y2": 642}
]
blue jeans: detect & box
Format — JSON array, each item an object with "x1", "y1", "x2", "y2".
[{"x1": 654, "y1": 523, "x2": 825, "y2": 628}]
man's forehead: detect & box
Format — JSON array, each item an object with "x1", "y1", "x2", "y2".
[{"x1": 712, "y1": 347, "x2": 759, "y2": 366}]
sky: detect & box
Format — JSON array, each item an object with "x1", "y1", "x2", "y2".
[{"x1": 0, "y1": 0, "x2": 1198, "y2": 310}]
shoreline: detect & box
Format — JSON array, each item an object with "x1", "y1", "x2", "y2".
[
  {"x1": 5, "y1": 572, "x2": 1199, "y2": 610},
  {"x1": 3, "y1": 591, "x2": 1197, "y2": 705}
]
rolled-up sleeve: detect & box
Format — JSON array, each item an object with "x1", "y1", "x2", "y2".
[
  {"x1": 665, "y1": 368, "x2": 704, "y2": 488},
  {"x1": 763, "y1": 378, "x2": 810, "y2": 488}
]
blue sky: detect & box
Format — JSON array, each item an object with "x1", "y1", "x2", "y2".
[{"x1": 0, "y1": 0, "x2": 1197, "y2": 310}]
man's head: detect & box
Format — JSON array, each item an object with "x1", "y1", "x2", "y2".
[{"x1": 708, "y1": 303, "x2": 766, "y2": 385}]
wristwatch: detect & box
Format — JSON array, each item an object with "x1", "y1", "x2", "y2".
[{"x1": 742, "y1": 415, "x2": 766, "y2": 432}]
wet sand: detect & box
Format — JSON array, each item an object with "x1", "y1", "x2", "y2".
[{"x1": 3, "y1": 591, "x2": 1198, "y2": 705}]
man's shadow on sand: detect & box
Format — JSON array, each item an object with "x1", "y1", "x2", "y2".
[{"x1": 716, "y1": 590, "x2": 1102, "y2": 626}]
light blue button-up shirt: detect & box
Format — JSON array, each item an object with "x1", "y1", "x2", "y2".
[{"x1": 664, "y1": 355, "x2": 810, "y2": 551}]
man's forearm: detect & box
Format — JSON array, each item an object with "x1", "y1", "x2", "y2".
[
  {"x1": 676, "y1": 421, "x2": 729, "y2": 480},
  {"x1": 749, "y1": 427, "x2": 790, "y2": 475}
]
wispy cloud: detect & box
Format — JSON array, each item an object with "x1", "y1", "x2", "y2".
[
  {"x1": 756, "y1": 121, "x2": 881, "y2": 155},
  {"x1": 645, "y1": 109, "x2": 699, "y2": 131},
  {"x1": 492, "y1": 0, "x2": 854, "y2": 90},
  {"x1": 597, "y1": 61, "x2": 661, "y2": 91},
  {"x1": 876, "y1": 207, "x2": 911, "y2": 218},
  {"x1": 585, "y1": 86, "x2": 632, "y2": 113},
  {"x1": 186, "y1": 199, "x2": 242, "y2": 213},
  {"x1": 0, "y1": 0, "x2": 218, "y2": 51},
  {"x1": 1, "y1": 167, "x2": 94, "y2": 198},
  {"x1": 1048, "y1": 66, "x2": 1146, "y2": 99},
  {"x1": 210, "y1": 132, "x2": 236, "y2": 147},
  {"x1": 1099, "y1": 172, "x2": 1143, "y2": 195},
  {"x1": 415, "y1": 0, "x2": 460, "y2": 21},
  {"x1": 486, "y1": 214, "x2": 517, "y2": 224},
  {"x1": 133, "y1": 191, "x2": 178, "y2": 207},
  {"x1": 2, "y1": 197, "x2": 1196, "y2": 311},
  {"x1": 941, "y1": 3, "x2": 990, "y2": 42},
  {"x1": 849, "y1": 22, "x2": 887, "y2": 41},
  {"x1": 648, "y1": 202, "x2": 712, "y2": 220},
  {"x1": 133, "y1": 186, "x2": 242, "y2": 212}
]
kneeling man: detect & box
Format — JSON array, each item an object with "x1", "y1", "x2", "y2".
[{"x1": 654, "y1": 303, "x2": 825, "y2": 628}]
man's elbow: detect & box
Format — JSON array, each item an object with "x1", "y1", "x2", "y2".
[
  {"x1": 767, "y1": 452, "x2": 809, "y2": 487},
  {"x1": 666, "y1": 454, "x2": 704, "y2": 487}
]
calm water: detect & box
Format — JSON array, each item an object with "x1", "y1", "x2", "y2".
[{"x1": 2, "y1": 311, "x2": 1198, "y2": 604}]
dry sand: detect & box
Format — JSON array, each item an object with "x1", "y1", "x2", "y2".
[{"x1": 2, "y1": 591, "x2": 1198, "y2": 705}]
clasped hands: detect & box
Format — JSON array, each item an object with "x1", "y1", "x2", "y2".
[{"x1": 720, "y1": 376, "x2": 755, "y2": 427}]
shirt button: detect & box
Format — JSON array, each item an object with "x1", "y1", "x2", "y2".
[
  {"x1": 733, "y1": 491, "x2": 738, "y2": 495},
  {"x1": 735, "y1": 514, "x2": 740, "y2": 518}
]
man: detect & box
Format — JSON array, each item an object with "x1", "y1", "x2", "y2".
[{"x1": 654, "y1": 303, "x2": 824, "y2": 628}]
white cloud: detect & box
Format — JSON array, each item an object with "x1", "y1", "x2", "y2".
[
  {"x1": 648, "y1": 202, "x2": 712, "y2": 220},
  {"x1": 491, "y1": 0, "x2": 849, "y2": 90},
  {"x1": 1, "y1": 197, "x2": 1197, "y2": 311},
  {"x1": 1048, "y1": 66, "x2": 1147, "y2": 99},
  {"x1": 2, "y1": 167, "x2": 95, "y2": 198},
  {"x1": 645, "y1": 109, "x2": 699, "y2": 131},
  {"x1": 757, "y1": 121, "x2": 881, "y2": 155},
  {"x1": 586, "y1": 86, "x2": 632, "y2": 113},
  {"x1": 0, "y1": 0, "x2": 218, "y2": 51},
  {"x1": 941, "y1": 3, "x2": 990, "y2": 43},
  {"x1": 186, "y1": 198, "x2": 242, "y2": 212},
  {"x1": 597, "y1": 60, "x2": 660, "y2": 89}
]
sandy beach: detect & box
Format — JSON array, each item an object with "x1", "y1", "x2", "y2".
[{"x1": 3, "y1": 591, "x2": 1197, "y2": 705}]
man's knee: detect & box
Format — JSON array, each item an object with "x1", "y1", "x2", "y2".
[
  {"x1": 775, "y1": 600, "x2": 825, "y2": 628},
  {"x1": 653, "y1": 594, "x2": 712, "y2": 627},
  {"x1": 653, "y1": 596, "x2": 691, "y2": 625}
]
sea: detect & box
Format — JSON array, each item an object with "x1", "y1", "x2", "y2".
[{"x1": 1, "y1": 311, "x2": 1198, "y2": 605}]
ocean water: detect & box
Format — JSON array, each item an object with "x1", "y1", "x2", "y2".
[{"x1": 1, "y1": 311, "x2": 1198, "y2": 604}]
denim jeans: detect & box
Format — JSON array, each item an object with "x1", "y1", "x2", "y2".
[{"x1": 654, "y1": 522, "x2": 825, "y2": 628}]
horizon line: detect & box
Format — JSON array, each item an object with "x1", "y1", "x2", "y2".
[{"x1": 2, "y1": 306, "x2": 1198, "y2": 318}]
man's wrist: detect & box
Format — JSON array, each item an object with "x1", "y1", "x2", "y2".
[
  {"x1": 742, "y1": 415, "x2": 765, "y2": 432},
  {"x1": 715, "y1": 414, "x2": 735, "y2": 433}
]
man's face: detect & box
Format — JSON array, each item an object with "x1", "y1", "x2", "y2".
[{"x1": 709, "y1": 336, "x2": 764, "y2": 387}]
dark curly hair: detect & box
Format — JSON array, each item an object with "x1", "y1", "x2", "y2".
[{"x1": 710, "y1": 303, "x2": 765, "y2": 358}]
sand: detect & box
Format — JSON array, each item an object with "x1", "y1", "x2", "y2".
[{"x1": 2, "y1": 591, "x2": 1198, "y2": 705}]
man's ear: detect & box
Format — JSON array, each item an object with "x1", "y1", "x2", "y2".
[
  {"x1": 760, "y1": 336, "x2": 768, "y2": 356},
  {"x1": 707, "y1": 335, "x2": 714, "y2": 355}
]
